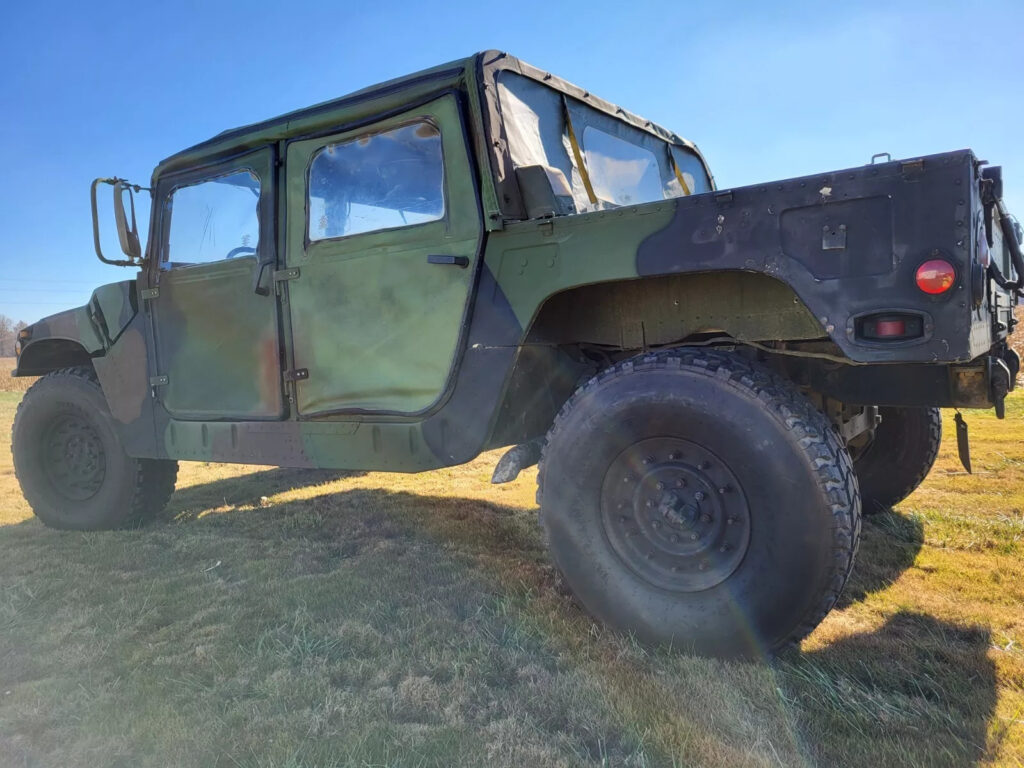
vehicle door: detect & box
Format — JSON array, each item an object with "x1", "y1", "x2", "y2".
[
  {"x1": 283, "y1": 93, "x2": 482, "y2": 416},
  {"x1": 148, "y1": 148, "x2": 284, "y2": 420}
]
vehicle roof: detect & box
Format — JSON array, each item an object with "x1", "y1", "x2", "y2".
[{"x1": 153, "y1": 51, "x2": 699, "y2": 181}]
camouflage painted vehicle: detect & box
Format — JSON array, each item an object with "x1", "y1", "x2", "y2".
[{"x1": 12, "y1": 52, "x2": 1021, "y2": 658}]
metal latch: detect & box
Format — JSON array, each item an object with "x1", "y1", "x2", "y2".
[
  {"x1": 149, "y1": 375, "x2": 168, "y2": 386},
  {"x1": 274, "y1": 268, "x2": 300, "y2": 282},
  {"x1": 140, "y1": 287, "x2": 159, "y2": 300},
  {"x1": 284, "y1": 368, "x2": 309, "y2": 382},
  {"x1": 822, "y1": 224, "x2": 847, "y2": 250}
]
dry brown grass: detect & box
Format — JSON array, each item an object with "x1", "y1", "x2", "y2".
[
  {"x1": 0, "y1": 357, "x2": 34, "y2": 393},
  {"x1": 0, "y1": 389, "x2": 1022, "y2": 767}
]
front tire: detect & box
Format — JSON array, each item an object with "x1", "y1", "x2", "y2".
[
  {"x1": 538, "y1": 350, "x2": 860, "y2": 659},
  {"x1": 12, "y1": 366, "x2": 178, "y2": 530},
  {"x1": 853, "y1": 406, "x2": 941, "y2": 514}
]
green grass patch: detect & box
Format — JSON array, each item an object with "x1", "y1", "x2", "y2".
[{"x1": 1, "y1": 389, "x2": 1022, "y2": 766}]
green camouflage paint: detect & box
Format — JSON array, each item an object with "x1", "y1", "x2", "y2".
[{"x1": 13, "y1": 52, "x2": 1016, "y2": 472}]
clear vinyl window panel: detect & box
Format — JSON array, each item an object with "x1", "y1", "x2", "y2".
[
  {"x1": 308, "y1": 121, "x2": 445, "y2": 241},
  {"x1": 581, "y1": 126, "x2": 663, "y2": 207},
  {"x1": 166, "y1": 170, "x2": 261, "y2": 267}
]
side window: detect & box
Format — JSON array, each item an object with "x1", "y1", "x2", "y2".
[
  {"x1": 581, "y1": 127, "x2": 663, "y2": 207},
  {"x1": 308, "y1": 121, "x2": 444, "y2": 241},
  {"x1": 165, "y1": 170, "x2": 261, "y2": 268}
]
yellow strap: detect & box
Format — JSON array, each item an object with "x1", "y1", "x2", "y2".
[
  {"x1": 562, "y1": 98, "x2": 597, "y2": 206},
  {"x1": 668, "y1": 148, "x2": 693, "y2": 196}
]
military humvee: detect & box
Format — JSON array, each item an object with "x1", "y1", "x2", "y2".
[{"x1": 11, "y1": 52, "x2": 1021, "y2": 658}]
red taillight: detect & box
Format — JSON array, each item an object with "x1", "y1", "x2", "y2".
[
  {"x1": 874, "y1": 318, "x2": 906, "y2": 337},
  {"x1": 915, "y1": 259, "x2": 956, "y2": 295}
]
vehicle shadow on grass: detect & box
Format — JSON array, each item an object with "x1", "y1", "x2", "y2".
[
  {"x1": 161, "y1": 484, "x2": 997, "y2": 765},
  {"x1": 159, "y1": 467, "x2": 366, "y2": 523},
  {"x1": 837, "y1": 508, "x2": 925, "y2": 609},
  {"x1": 777, "y1": 611, "x2": 998, "y2": 766}
]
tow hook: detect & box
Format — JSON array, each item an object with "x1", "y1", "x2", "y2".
[{"x1": 954, "y1": 411, "x2": 972, "y2": 474}]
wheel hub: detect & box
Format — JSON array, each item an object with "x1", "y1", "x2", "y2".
[
  {"x1": 601, "y1": 437, "x2": 750, "y2": 592},
  {"x1": 42, "y1": 413, "x2": 106, "y2": 501}
]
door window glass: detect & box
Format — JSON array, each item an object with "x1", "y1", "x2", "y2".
[
  {"x1": 166, "y1": 170, "x2": 260, "y2": 267},
  {"x1": 308, "y1": 121, "x2": 444, "y2": 241}
]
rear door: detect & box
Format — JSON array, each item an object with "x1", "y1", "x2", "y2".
[
  {"x1": 283, "y1": 94, "x2": 482, "y2": 416},
  {"x1": 149, "y1": 148, "x2": 284, "y2": 420}
]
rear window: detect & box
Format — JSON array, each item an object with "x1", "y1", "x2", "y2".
[
  {"x1": 582, "y1": 127, "x2": 663, "y2": 207},
  {"x1": 496, "y1": 71, "x2": 711, "y2": 216}
]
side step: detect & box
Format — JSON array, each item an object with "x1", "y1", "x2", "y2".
[{"x1": 491, "y1": 439, "x2": 544, "y2": 484}]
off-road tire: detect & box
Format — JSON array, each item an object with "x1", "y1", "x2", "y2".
[
  {"x1": 538, "y1": 349, "x2": 861, "y2": 659},
  {"x1": 853, "y1": 406, "x2": 942, "y2": 514},
  {"x1": 12, "y1": 366, "x2": 178, "y2": 530}
]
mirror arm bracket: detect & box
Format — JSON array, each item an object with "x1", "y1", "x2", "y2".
[{"x1": 91, "y1": 176, "x2": 150, "y2": 267}]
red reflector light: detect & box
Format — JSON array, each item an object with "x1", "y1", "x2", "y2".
[
  {"x1": 915, "y1": 259, "x2": 956, "y2": 294},
  {"x1": 874, "y1": 318, "x2": 906, "y2": 337}
]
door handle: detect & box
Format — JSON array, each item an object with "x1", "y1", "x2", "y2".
[
  {"x1": 427, "y1": 254, "x2": 469, "y2": 268},
  {"x1": 252, "y1": 260, "x2": 271, "y2": 295}
]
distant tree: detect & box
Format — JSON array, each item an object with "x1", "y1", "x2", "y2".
[{"x1": 0, "y1": 314, "x2": 13, "y2": 357}]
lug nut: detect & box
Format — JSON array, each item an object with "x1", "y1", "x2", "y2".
[
  {"x1": 694, "y1": 491, "x2": 705, "y2": 502},
  {"x1": 701, "y1": 513, "x2": 712, "y2": 523},
  {"x1": 699, "y1": 562, "x2": 708, "y2": 571},
  {"x1": 690, "y1": 533, "x2": 698, "y2": 541},
  {"x1": 720, "y1": 545, "x2": 730, "y2": 553},
  {"x1": 652, "y1": 520, "x2": 661, "y2": 529},
  {"x1": 727, "y1": 517, "x2": 736, "y2": 525},
  {"x1": 656, "y1": 481, "x2": 665, "y2": 491},
  {"x1": 718, "y1": 486, "x2": 729, "y2": 494}
]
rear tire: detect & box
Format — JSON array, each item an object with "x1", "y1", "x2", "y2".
[
  {"x1": 538, "y1": 349, "x2": 860, "y2": 659},
  {"x1": 853, "y1": 406, "x2": 941, "y2": 514},
  {"x1": 12, "y1": 366, "x2": 178, "y2": 530}
]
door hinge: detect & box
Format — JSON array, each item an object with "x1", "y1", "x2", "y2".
[
  {"x1": 140, "y1": 287, "x2": 160, "y2": 300},
  {"x1": 284, "y1": 368, "x2": 309, "y2": 382},
  {"x1": 274, "y1": 267, "x2": 300, "y2": 282},
  {"x1": 149, "y1": 374, "x2": 168, "y2": 386}
]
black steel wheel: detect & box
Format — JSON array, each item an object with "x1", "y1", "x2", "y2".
[
  {"x1": 601, "y1": 438, "x2": 750, "y2": 592},
  {"x1": 12, "y1": 367, "x2": 178, "y2": 530},
  {"x1": 853, "y1": 406, "x2": 941, "y2": 514},
  {"x1": 538, "y1": 349, "x2": 861, "y2": 659}
]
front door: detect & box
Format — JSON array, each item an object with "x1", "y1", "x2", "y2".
[
  {"x1": 149, "y1": 147, "x2": 284, "y2": 420},
  {"x1": 283, "y1": 94, "x2": 482, "y2": 416}
]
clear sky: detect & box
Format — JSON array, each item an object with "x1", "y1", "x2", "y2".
[{"x1": 1, "y1": 0, "x2": 1021, "y2": 324}]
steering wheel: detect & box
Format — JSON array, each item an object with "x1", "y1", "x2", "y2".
[{"x1": 226, "y1": 246, "x2": 256, "y2": 259}]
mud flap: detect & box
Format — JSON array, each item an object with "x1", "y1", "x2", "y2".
[{"x1": 954, "y1": 411, "x2": 972, "y2": 474}]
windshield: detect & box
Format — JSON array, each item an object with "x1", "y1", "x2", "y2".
[{"x1": 496, "y1": 71, "x2": 710, "y2": 215}]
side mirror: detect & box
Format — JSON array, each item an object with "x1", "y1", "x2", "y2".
[
  {"x1": 91, "y1": 177, "x2": 147, "y2": 266},
  {"x1": 112, "y1": 181, "x2": 142, "y2": 261}
]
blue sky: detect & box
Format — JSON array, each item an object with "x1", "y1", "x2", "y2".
[{"x1": 1, "y1": 0, "x2": 1021, "y2": 324}]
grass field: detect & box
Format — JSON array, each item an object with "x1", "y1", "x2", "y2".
[{"x1": 1, "y1": 359, "x2": 1022, "y2": 767}]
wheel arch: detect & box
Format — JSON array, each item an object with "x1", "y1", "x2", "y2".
[
  {"x1": 15, "y1": 338, "x2": 95, "y2": 376},
  {"x1": 486, "y1": 271, "x2": 828, "y2": 449}
]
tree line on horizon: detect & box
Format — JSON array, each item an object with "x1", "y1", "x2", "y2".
[{"x1": 0, "y1": 314, "x2": 29, "y2": 358}]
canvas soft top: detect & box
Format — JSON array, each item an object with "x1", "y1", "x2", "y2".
[{"x1": 153, "y1": 51, "x2": 713, "y2": 222}]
